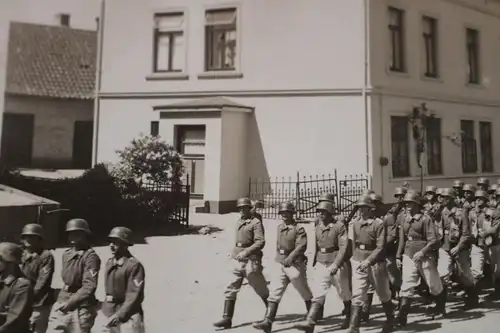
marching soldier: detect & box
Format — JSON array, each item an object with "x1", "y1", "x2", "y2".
[
  {"x1": 251, "y1": 200, "x2": 264, "y2": 223},
  {"x1": 19, "y1": 224, "x2": 55, "y2": 333},
  {"x1": 423, "y1": 186, "x2": 437, "y2": 213},
  {"x1": 477, "y1": 177, "x2": 490, "y2": 192},
  {"x1": 253, "y1": 202, "x2": 313, "y2": 333},
  {"x1": 346, "y1": 196, "x2": 394, "y2": 333},
  {"x1": 49, "y1": 219, "x2": 101, "y2": 333},
  {"x1": 314, "y1": 193, "x2": 337, "y2": 227},
  {"x1": 102, "y1": 227, "x2": 146, "y2": 333},
  {"x1": 483, "y1": 208, "x2": 500, "y2": 299},
  {"x1": 0, "y1": 242, "x2": 33, "y2": 332},
  {"x1": 437, "y1": 189, "x2": 477, "y2": 309},
  {"x1": 295, "y1": 201, "x2": 351, "y2": 331},
  {"x1": 462, "y1": 184, "x2": 476, "y2": 211},
  {"x1": 396, "y1": 192, "x2": 445, "y2": 326},
  {"x1": 388, "y1": 188, "x2": 407, "y2": 218},
  {"x1": 490, "y1": 188, "x2": 500, "y2": 209},
  {"x1": 469, "y1": 190, "x2": 489, "y2": 286},
  {"x1": 214, "y1": 198, "x2": 269, "y2": 329},
  {"x1": 453, "y1": 179, "x2": 464, "y2": 199}
]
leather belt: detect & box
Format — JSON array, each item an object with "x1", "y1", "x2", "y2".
[
  {"x1": 62, "y1": 284, "x2": 79, "y2": 293},
  {"x1": 407, "y1": 236, "x2": 424, "y2": 241},
  {"x1": 236, "y1": 242, "x2": 249, "y2": 248},
  {"x1": 278, "y1": 249, "x2": 291, "y2": 255},
  {"x1": 105, "y1": 295, "x2": 124, "y2": 303},
  {"x1": 355, "y1": 243, "x2": 375, "y2": 251},
  {"x1": 319, "y1": 247, "x2": 338, "y2": 253}
]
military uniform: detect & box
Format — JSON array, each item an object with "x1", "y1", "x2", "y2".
[
  {"x1": 437, "y1": 189, "x2": 477, "y2": 307},
  {"x1": 19, "y1": 224, "x2": 54, "y2": 333},
  {"x1": 215, "y1": 197, "x2": 269, "y2": 329},
  {"x1": 49, "y1": 219, "x2": 101, "y2": 333},
  {"x1": 477, "y1": 177, "x2": 490, "y2": 193},
  {"x1": 396, "y1": 192, "x2": 444, "y2": 326},
  {"x1": 469, "y1": 190, "x2": 489, "y2": 283},
  {"x1": 346, "y1": 197, "x2": 393, "y2": 333},
  {"x1": 103, "y1": 227, "x2": 146, "y2": 333},
  {"x1": 484, "y1": 209, "x2": 500, "y2": 297},
  {"x1": 0, "y1": 242, "x2": 34, "y2": 333}
]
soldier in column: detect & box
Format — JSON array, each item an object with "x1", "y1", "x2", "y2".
[
  {"x1": 214, "y1": 197, "x2": 269, "y2": 329},
  {"x1": 295, "y1": 201, "x2": 351, "y2": 332},
  {"x1": 0, "y1": 242, "x2": 33, "y2": 332},
  {"x1": 314, "y1": 194, "x2": 337, "y2": 227},
  {"x1": 469, "y1": 190, "x2": 489, "y2": 289},
  {"x1": 462, "y1": 184, "x2": 476, "y2": 211},
  {"x1": 436, "y1": 189, "x2": 477, "y2": 309},
  {"x1": 251, "y1": 200, "x2": 264, "y2": 223},
  {"x1": 19, "y1": 224, "x2": 55, "y2": 333},
  {"x1": 49, "y1": 219, "x2": 101, "y2": 333},
  {"x1": 423, "y1": 186, "x2": 438, "y2": 214},
  {"x1": 253, "y1": 202, "x2": 313, "y2": 333},
  {"x1": 477, "y1": 177, "x2": 490, "y2": 192},
  {"x1": 102, "y1": 227, "x2": 145, "y2": 333},
  {"x1": 483, "y1": 208, "x2": 500, "y2": 299},
  {"x1": 387, "y1": 188, "x2": 407, "y2": 218},
  {"x1": 345, "y1": 196, "x2": 394, "y2": 333},
  {"x1": 396, "y1": 192, "x2": 445, "y2": 326},
  {"x1": 489, "y1": 185, "x2": 500, "y2": 209},
  {"x1": 452, "y1": 180, "x2": 465, "y2": 207}
]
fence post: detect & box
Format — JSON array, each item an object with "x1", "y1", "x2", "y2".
[
  {"x1": 296, "y1": 171, "x2": 301, "y2": 220},
  {"x1": 334, "y1": 169, "x2": 339, "y2": 209}
]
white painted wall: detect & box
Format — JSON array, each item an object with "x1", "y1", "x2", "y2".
[{"x1": 99, "y1": 0, "x2": 367, "y2": 94}]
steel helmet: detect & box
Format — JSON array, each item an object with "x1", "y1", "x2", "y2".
[
  {"x1": 424, "y1": 186, "x2": 437, "y2": 194},
  {"x1": 369, "y1": 193, "x2": 383, "y2": 203},
  {"x1": 453, "y1": 180, "x2": 464, "y2": 189},
  {"x1": 489, "y1": 184, "x2": 499, "y2": 194},
  {"x1": 66, "y1": 218, "x2": 91, "y2": 234},
  {"x1": 108, "y1": 226, "x2": 133, "y2": 245},
  {"x1": 394, "y1": 187, "x2": 407, "y2": 197},
  {"x1": 355, "y1": 196, "x2": 375, "y2": 208},
  {"x1": 236, "y1": 197, "x2": 252, "y2": 208},
  {"x1": 436, "y1": 188, "x2": 444, "y2": 196},
  {"x1": 278, "y1": 202, "x2": 296, "y2": 214},
  {"x1": 403, "y1": 191, "x2": 421, "y2": 204},
  {"x1": 21, "y1": 223, "x2": 44, "y2": 238},
  {"x1": 475, "y1": 190, "x2": 488, "y2": 199},
  {"x1": 440, "y1": 188, "x2": 455, "y2": 198},
  {"x1": 0, "y1": 242, "x2": 22, "y2": 264},
  {"x1": 477, "y1": 177, "x2": 490, "y2": 186},
  {"x1": 319, "y1": 193, "x2": 336, "y2": 204},
  {"x1": 462, "y1": 184, "x2": 476, "y2": 193},
  {"x1": 316, "y1": 201, "x2": 335, "y2": 214},
  {"x1": 251, "y1": 200, "x2": 264, "y2": 209},
  {"x1": 495, "y1": 187, "x2": 500, "y2": 197}
]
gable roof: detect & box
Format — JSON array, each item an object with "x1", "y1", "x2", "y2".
[{"x1": 5, "y1": 22, "x2": 97, "y2": 99}]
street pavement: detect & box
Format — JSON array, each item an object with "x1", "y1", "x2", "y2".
[{"x1": 50, "y1": 213, "x2": 500, "y2": 332}]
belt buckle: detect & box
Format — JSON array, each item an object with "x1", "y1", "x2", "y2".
[
  {"x1": 105, "y1": 295, "x2": 114, "y2": 302},
  {"x1": 279, "y1": 249, "x2": 285, "y2": 254},
  {"x1": 320, "y1": 248, "x2": 327, "y2": 253},
  {"x1": 359, "y1": 244, "x2": 366, "y2": 250},
  {"x1": 63, "y1": 285, "x2": 69, "y2": 292},
  {"x1": 236, "y1": 242, "x2": 243, "y2": 247},
  {"x1": 408, "y1": 236, "x2": 413, "y2": 240}
]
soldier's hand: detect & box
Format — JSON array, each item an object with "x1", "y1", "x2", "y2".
[
  {"x1": 412, "y1": 251, "x2": 424, "y2": 262},
  {"x1": 283, "y1": 257, "x2": 294, "y2": 267},
  {"x1": 235, "y1": 251, "x2": 247, "y2": 261},
  {"x1": 55, "y1": 303, "x2": 69, "y2": 313},
  {"x1": 450, "y1": 246, "x2": 459, "y2": 257},
  {"x1": 106, "y1": 315, "x2": 120, "y2": 327},
  {"x1": 396, "y1": 258, "x2": 402, "y2": 270},
  {"x1": 358, "y1": 260, "x2": 370, "y2": 272},
  {"x1": 329, "y1": 265, "x2": 339, "y2": 276}
]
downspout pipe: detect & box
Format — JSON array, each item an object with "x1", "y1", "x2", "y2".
[
  {"x1": 92, "y1": 0, "x2": 105, "y2": 166},
  {"x1": 363, "y1": 0, "x2": 371, "y2": 187}
]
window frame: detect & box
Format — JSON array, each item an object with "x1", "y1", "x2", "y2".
[
  {"x1": 479, "y1": 121, "x2": 493, "y2": 173},
  {"x1": 461, "y1": 119, "x2": 478, "y2": 173},
  {"x1": 152, "y1": 12, "x2": 186, "y2": 74},
  {"x1": 391, "y1": 116, "x2": 411, "y2": 178},
  {"x1": 465, "y1": 27, "x2": 481, "y2": 84},
  {"x1": 150, "y1": 121, "x2": 159, "y2": 137},
  {"x1": 204, "y1": 7, "x2": 238, "y2": 72},
  {"x1": 388, "y1": 6, "x2": 406, "y2": 73},
  {"x1": 174, "y1": 125, "x2": 206, "y2": 157},
  {"x1": 422, "y1": 15, "x2": 438, "y2": 78}
]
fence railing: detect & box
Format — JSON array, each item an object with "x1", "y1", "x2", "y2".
[{"x1": 248, "y1": 170, "x2": 369, "y2": 219}]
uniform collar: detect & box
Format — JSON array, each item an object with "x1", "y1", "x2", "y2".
[
  {"x1": 280, "y1": 222, "x2": 296, "y2": 230},
  {"x1": 22, "y1": 250, "x2": 39, "y2": 261},
  {"x1": 319, "y1": 221, "x2": 334, "y2": 230},
  {"x1": 70, "y1": 248, "x2": 87, "y2": 259},
  {"x1": 360, "y1": 218, "x2": 374, "y2": 225},
  {"x1": 238, "y1": 217, "x2": 253, "y2": 225}
]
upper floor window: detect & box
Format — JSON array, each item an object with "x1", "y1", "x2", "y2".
[
  {"x1": 466, "y1": 28, "x2": 480, "y2": 84},
  {"x1": 480, "y1": 121, "x2": 493, "y2": 172},
  {"x1": 461, "y1": 120, "x2": 477, "y2": 173},
  {"x1": 426, "y1": 117, "x2": 442, "y2": 175},
  {"x1": 205, "y1": 8, "x2": 237, "y2": 71},
  {"x1": 388, "y1": 7, "x2": 405, "y2": 72},
  {"x1": 391, "y1": 116, "x2": 410, "y2": 178},
  {"x1": 422, "y1": 16, "x2": 438, "y2": 78},
  {"x1": 153, "y1": 13, "x2": 186, "y2": 73}
]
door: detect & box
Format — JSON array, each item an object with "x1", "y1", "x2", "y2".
[
  {"x1": 72, "y1": 121, "x2": 94, "y2": 169},
  {"x1": 176, "y1": 125, "x2": 206, "y2": 199},
  {"x1": 1, "y1": 113, "x2": 34, "y2": 167}
]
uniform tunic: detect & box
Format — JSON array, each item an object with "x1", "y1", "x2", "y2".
[
  {"x1": 0, "y1": 269, "x2": 33, "y2": 333},
  {"x1": 469, "y1": 207, "x2": 488, "y2": 281},
  {"x1": 102, "y1": 253, "x2": 146, "y2": 333}
]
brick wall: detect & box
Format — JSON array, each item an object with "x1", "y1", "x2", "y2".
[{"x1": 4, "y1": 95, "x2": 93, "y2": 168}]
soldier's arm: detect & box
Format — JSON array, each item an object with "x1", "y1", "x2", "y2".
[
  {"x1": 365, "y1": 220, "x2": 385, "y2": 264},
  {"x1": 33, "y1": 252, "x2": 55, "y2": 299},
  {"x1": 331, "y1": 224, "x2": 349, "y2": 269},
  {"x1": 245, "y1": 220, "x2": 265, "y2": 255},
  {"x1": 65, "y1": 251, "x2": 101, "y2": 311},
  {"x1": 384, "y1": 215, "x2": 398, "y2": 245},
  {"x1": 396, "y1": 218, "x2": 405, "y2": 259},
  {"x1": 421, "y1": 216, "x2": 439, "y2": 254},
  {"x1": 287, "y1": 226, "x2": 307, "y2": 261},
  {"x1": 457, "y1": 210, "x2": 472, "y2": 251},
  {"x1": 115, "y1": 261, "x2": 146, "y2": 322},
  {"x1": 0, "y1": 279, "x2": 33, "y2": 332}
]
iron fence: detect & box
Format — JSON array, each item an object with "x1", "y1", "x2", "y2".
[{"x1": 248, "y1": 170, "x2": 368, "y2": 219}]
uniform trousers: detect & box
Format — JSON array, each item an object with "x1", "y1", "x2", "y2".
[
  {"x1": 351, "y1": 259, "x2": 391, "y2": 307},
  {"x1": 31, "y1": 305, "x2": 51, "y2": 333},
  {"x1": 48, "y1": 302, "x2": 97, "y2": 333},
  {"x1": 400, "y1": 254, "x2": 443, "y2": 298},
  {"x1": 106, "y1": 313, "x2": 145, "y2": 333},
  {"x1": 386, "y1": 255, "x2": 402, "y2": 289},
  {"x1": 471, "y1": 245, "x2": 486, "y2": 282},
  {"x1": 268, "y1": 260, "x2": 313, "y2": 303},
  {"x1": 224, "y1": 257, "x2": 269, "y2": 301},
  {"x1": 437, "y1": 248, "x2": 474, "y2": 287},
  {"x1": 310, "y1": 262, "x2": 352, "y2": 304},
  {"x1": 489, "y1": 244, "x2": 500, "y2": 279}
]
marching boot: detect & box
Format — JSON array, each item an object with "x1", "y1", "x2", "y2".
[
  {"x1": 253, "y1": 301, "x2": 279, "y2": 333},
  {"x1": 303, "y1": 300, "x2": 312, "y2": 318},
  {"x1": 429, "y1": 287, "x2": 447, "y2": 319},
  {"x1": 361, "y1": 293, "x2": 373, "y2": 323},
  {"x1": 486, "y1": 279, "x2": 500, "y2": 300},
  {"x1": 396, "y1": 297, "x2": 411, "y2": 328},
  {"x1": 295, "y1": 302, "x2": 322, "y2": 331},
  {"x1": 346, "y1": 305, "x2": 362, "y2": 333},
  {"x1": 317, "y1": 303, "x2": 324, "y2": 321},
  {"x1": 261, "y1": 296, "x2": 269, "y2": 307},
  {"x1": 381, "y1": 301, "x2": 395, "y2": 333},
  {"x1": 463, "y1": 285, "x2": 479, "y2": 310},
  {"x1": 213, "y1": 300, "x2": 236, "y2": 329},
  {"x1": 340, "y1": 300, "x2": 352, "y2": 329}
]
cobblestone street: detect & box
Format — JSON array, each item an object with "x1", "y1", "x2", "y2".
[{"x1": 51, "y1": 213, "x2": 500, "y2": 332}]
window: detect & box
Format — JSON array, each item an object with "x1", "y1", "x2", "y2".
[
  {"x1": 388, "y1": 7, "x2": 405, "y2": 72},
  {"x1": 59, "y1": 13, "x2": 70, "y2": 27},
  {"x1": 153, "y1": 13, "x2": 186, "y2": 73},
  {"x1": 205, "y1": 8, "x2": 237, "y2": 71},
  {"x1": 480, "y1": 121, "x2": 493, "y2": 172},
  {"x1": 461, "y1": 120, "x2": 477, "y2": 173},
  {"x1": 422, "y1": 16, "x2": 438, "y2": 78},
  {"x1": 466, "y1": 28, "x2": 480, "y2": 84},
  {"x1": 175, "y1": 125, "x2": 206, "y2": 156},
  {"x1": 150, "y1": 121, "x2": 159, "y2": 137},
  {"x1": 426, "y1": 118, "x2": 442, "y2": 175},
  {"x1": 391, "y1": 116, "x2": 410, "y2": 177}
]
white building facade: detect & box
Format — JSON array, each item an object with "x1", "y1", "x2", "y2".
[{"x1": 96, "y1": 0, "x2": 500, "y2": 212}]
